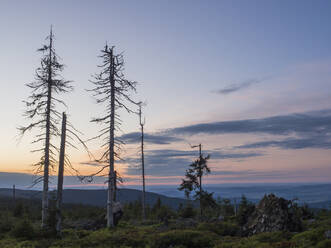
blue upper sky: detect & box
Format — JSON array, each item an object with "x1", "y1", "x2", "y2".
[{"x1": 1, "y1": 0, "x2": 331, "y2": 187}]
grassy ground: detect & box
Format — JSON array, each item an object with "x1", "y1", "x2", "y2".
[
  {"x1": 0, "y1": 211, "x2": 331, "y2": 248},
  {"x1": 1, "y1": 197, "x2": 330, "y2": 248}
]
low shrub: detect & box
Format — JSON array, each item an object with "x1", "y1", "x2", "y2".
[
  {"x1": 179, "y1": 204, "x2": 196, "y2": 219},
  {"x1": 0, "y1": 214, "x2": 13, "y2": 233},
  {"x1": 11, "y1": 218, "x2": 35, "y2": 240},
  {"x1": 79, "y1": 227, "x2": 147, "y2": 248},
  {"x1": 291, "y1": 228, "x2": 325, "y2": 247},
  {"x1": 197, "y1": 222, "x2": 240, "y2": 236},
  {"x1": 150, "y1": 229, "x2": 218, "y2": 248},
  {"x1": 316, "y1": 239, "x2": 331, "y2": 248},
  {"x1": 251, "y1": 231, "x2": 292, "y2": 243}
]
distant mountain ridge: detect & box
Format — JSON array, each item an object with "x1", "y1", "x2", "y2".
[
  {"x1": 0, "y1": 184, "x2": 330, "y2": 209},
  {"x1": 0, "y1": 188, "x2": 188, "y2": 209},
  {"x1": 149, "y1": 183, "x2": 331, "y2": 209}
]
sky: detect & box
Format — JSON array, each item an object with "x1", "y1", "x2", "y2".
[{"x1": 1, "y1": 0, "x2": 331, "y2": 188}]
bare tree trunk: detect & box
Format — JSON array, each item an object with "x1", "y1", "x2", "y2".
[
  {"x1": 107, "y1": 49, "x2": 115, "y2": 228},
  {"x1": 141, "y1": 124, "x2": 146, "y2": 220},
  {"x1": 56, "y1": 112, "x2": 66, "y2": 237},
  {"x1": 139, "y1": 106, "x2": 146, "y2": 220},
  {"x1": 13, "y1": 184, "x2": 15, "y2": 208},
  {"x1": 199, "y1": 144, "x2": 202, "y2": 217},
  {"x1": 42, "y1": 28, "x2": 53, "y2": 228},
  {"x1": 90, "y1": 44, "x2": 137, "y2": 227},
  {"x1": 114, "y1": 171, "x2": 117, "y2": 201}
]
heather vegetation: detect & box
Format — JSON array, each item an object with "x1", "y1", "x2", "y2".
[{"x1": 0, "y1": 194, "x2": 330, "y2": 248}]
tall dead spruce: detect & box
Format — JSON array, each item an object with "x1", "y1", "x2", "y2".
[
  {"x1": 19, "y1": 28, "x2": 73, "y2": 228},
  {"x1": 138, "y1": 103, "x2": 146, "y2": 220},
  {"x1": 89, "y1": 45, "x2": 138, "y2": 228},
  {"x1": 56, "y1": 112, "x2": 66, "y2": 237}
]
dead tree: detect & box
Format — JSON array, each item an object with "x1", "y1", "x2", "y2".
[
  {"x1": 54, "y1": 112, "x2": 90, "y2": 236},
  {"x1": 88, "y1": 44, "x2": 138, "y2": 228},
  {"x1": 56, "y1": 112, "x2": 66, "y2": 237},
  {"x1": 13, "y1": 184, "x2": 16, "y2": 208},
  {"x1": 138, "y1": 104, "x2": 146, "y2": 220},
  {"x1": 19, "y1": 27, "x2": 73, "y2": 228}
]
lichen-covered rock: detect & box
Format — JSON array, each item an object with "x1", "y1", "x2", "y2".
[{"x1": 243, "y1": 194, "x2": 302, "y2": 235}]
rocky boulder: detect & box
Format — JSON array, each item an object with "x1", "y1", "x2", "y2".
[{"x1": 243, "y1": 194, "x2": 302, "y2": 235}]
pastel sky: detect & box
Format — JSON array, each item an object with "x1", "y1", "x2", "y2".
[{"x1": 1, "y1": 0, "x2": 331, "y2": 188}]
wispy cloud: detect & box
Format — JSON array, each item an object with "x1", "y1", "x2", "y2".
[
  {"x1": 124, "y1": 149, "x2": 263, "y2": 176},
  {"x1": 78, "y1": 109, "x2": 331, "y2": 181},
  {"x1": 120, "y1": 109, "x2": 331, "y2": 151},
  {"x1": 119, "y1": 132, "x2": 183, "y2": 145},
  {"x1": 169, "y1": 109, "x2": 331, "y2": 137},
  {"x1": 236, "y1": 135, "x2": 331, "y2": 150},
  {"x1": 214, "y1": 78, "x2": 262, "y2": 95},
  {"x1": 164, "y1": 109, "x2": 331, "y2": 151}
]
